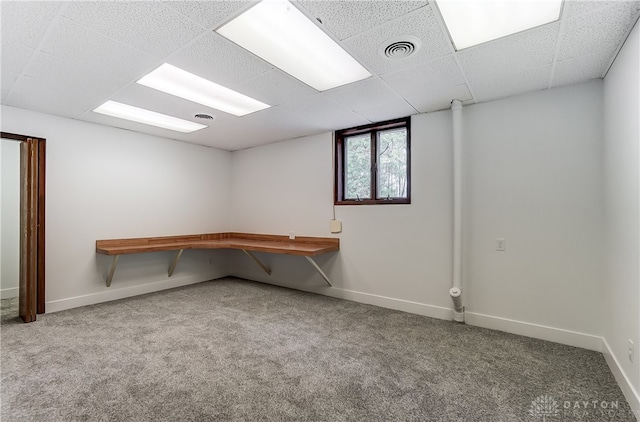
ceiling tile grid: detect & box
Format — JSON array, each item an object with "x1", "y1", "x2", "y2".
[
  {"x1": 557, "y1": 1, "x2": 640, "y2": 61},
  {"x1": 381, "y1": 55, "x2": 466, "y2": 98},
  {"x1": 1, "y1": 70, "x2": 20, "y2": 97},
  {"x1": 1, "y1": 1, "x2": 54, "y2": 84},
  {"x1": 167, "y1": 32, "x2": 274, "y2": 89},
  {"x1": 469, "y1": 66, "x2": 553, "y2": 103},
  {"x1": 342, "y1": 5, "x2": 452, "y2": 75},
  {"x1": 7, "y1": 75, "x2": 103, "y2": 118},
  {"x1": 22, "y1": 16, "x2": 160, "y2": 117},
  {"x1": 551, "y1": 53, "x2": 613, "y2": 87},
  {"x1": 103, "y1": 83, "x2": 237, "y2": 126},
  {"x1": 31, "y1": 1, "x2": 64, "y2": 13},
  {"x1": 405, "y1": 84, "x2": 473, "y2": 113},
  {"x1": 455, "y1": 22, "x2": 560, "y2": 83},
  {"x1": 204, "y1": 107, "x2": 325, "y2": 150},
  {"x1": 354, "y1": 99, "x2": 418, "y2": 123},
  {"x1": 163, "y1": 1, "x2": 255, "y2": 30},
  {"x1": 296, "y1": 0, "x2": 428, "y2": 40},
  {"x1": 1, "y1": 42, "x2": 34, "y2": 76},
  {"x1": 83, "y1": 109, "x2": 208, "y2": 146},
  {"x1": 60, "y1": 1, "x2": 206, "y2": 59},
  {"x1": 278, "y1": 94, "x2": 371, "y2": 131},
  {"x1": 229, "y1": 69, "x2": 318, "y2": 107},
  {"x1": 0, "y1": 1, "x2": 56, "y2": 49},
  {"x1": 2, "y1": 0, "x2": 640, "y2": 151},
  {"x1": 563, "y1": 0, "x2": 625, "y2": 19},
  {"x1": 322, "y1": 77, "x2": 404, "y2": 111}
]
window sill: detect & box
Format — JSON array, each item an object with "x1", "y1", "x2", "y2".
[{"x1": 335, "y1": 198, "x2": 411, "y2": 206}]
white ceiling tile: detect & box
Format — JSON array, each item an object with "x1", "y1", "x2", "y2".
[
  {"x1": 83, "y1": 82, "x2": 244, "y2": 146},
  {"x1": 297, "y1": 0, "x2": 428, "y2": 40},
  {"x1": 81, "y1": 110, "x2": 209, "y2": 147},
  {"x1": 469, "y1": 66, "x2": 552, "y2": 103},
  {"x1": 456, "y1": 22, "x2": 559, "y2": 82},
  {"x1": 343, "y1": 6, "x2": 452, "y2": 75},
  {"x1": 322, "y1": 77, "x2": 403, "y2": 111},
  {"x1": 2, "y1": 0, "x2": 639, "y2": 151},
  {"x1": 164, "y1": 1, "x2": 255, "y2": 30},
  {"x1": 230, "y1": 69, "x2": 318, "y2": 107},
  {"x1": 0, "y1": 1, "x2": 55, "y2": 49},
  {"x1": 111, "y1": 83, "x2": 237, "y2": 123},
  {"x1": 563, "y1": 0, "x2": 619, "y2": 18},
  {"x1": 62, "y1": 2, "x2": 204, "y2": 59},
  {"x1": 6, "y1": 75, "x2": 101, "y2": 118},
  {"x1": 354, "y1": 100, "x2": 417, "y2": 123},
  {"x1": 381, "y1": 55, "x2": 465, "y2": 98},
  {"x1": 168, "y1": 33, "x2": 273, "y2": 89},
  {"x1": 405, "y1": 84, "x2": 472, "y2": 113},
  {"x1": 23, "y1": 51, "x2": 89, "y2": 91},
  {"x1": 558, "y1": 1, "x2": 640, "y2": 61},
  {"x1": 204, "y1": 107, "x2": 324, "y2": 151},
  {"x1": 278, "y1": 94, "x2": 371, "y2": 130},
  {"x1": 88, "y1": 89, "x2": 322, "y2": 151},
  {"x1": 33, "y1": 1, "x2": 64, "y2": 13},
  {"x1": 1, "y1": 70, "x2": 20, "y2": 93},
  {"x1": 551, "y1": 53, "x2": 611, "y2": 87},
  {"x1": 26, "y1": 18, "x2": 159, "y2": 114},
  {"x1": 0, "y1": 42, "x2": 34, "y2": 74}
]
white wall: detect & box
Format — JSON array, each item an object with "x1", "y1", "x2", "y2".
[
  {"x1": 463, "y1": 81, "x2": 604, "y2": 345},
  {"x1": 603, "y1": 20, "x2": 640, "y2": 404},
  {"x1": 229, "y1": 81, "x2": 605, "y2": 346},
  {"x1": 230, "y1": 116, "x2": 454, "y2": 318},
  {"x1": 0, "y1": 105, "x2": 233, "y2": 311},
  {"x1": 0, "y1": 139, "x2": 20, "y2": 298}
]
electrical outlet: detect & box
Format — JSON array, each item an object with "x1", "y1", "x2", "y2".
[
  {"x1": 629, "y1": 339, "x2": 634, "y2": 362},
  {"x1": 496, "y1": 238, "x2": 506, "y2": 251},
  {"x1": 289, "y1": 231, "x2": 295, "y2": 240}
]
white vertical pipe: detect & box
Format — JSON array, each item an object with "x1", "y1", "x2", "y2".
[{"x1": 450, "y1": 100, "x2": 464, "y2": 322}]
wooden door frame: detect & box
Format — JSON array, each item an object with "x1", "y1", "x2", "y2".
[{"x1": 1, "y1": 132, "x2": 46, "y2": 320}]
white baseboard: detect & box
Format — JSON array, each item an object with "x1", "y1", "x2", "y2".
[
  {"x1": 464, "y1": 311, "x2": 603, "y2": 351},
  {"x1": 45, "y1": 272, "x2": 227, "y2": 313},
  {"x1": 602, "y1": 338, "x2": 640, "y2": 419},
  {"x1": 323, "y1": 286, "x2": 454, "y2": 321},
  {"x1": 0, "y1": 287, "x2": 18, "y2": 299},
  {"x1": 235, "y1": 274, "x2": 454, "y2": 321}
]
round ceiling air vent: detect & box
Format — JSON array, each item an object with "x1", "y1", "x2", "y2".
[
  {"x1": 378, "y1": 36, "x2": 422, "y2": 60},
  {"x1": 194, "y1": 114, "x2": 214, "y2": 120}
]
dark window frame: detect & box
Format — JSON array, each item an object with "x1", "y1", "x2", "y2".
[{"x1": 334, "y1": 117, "x2": 411, "y2": 205}]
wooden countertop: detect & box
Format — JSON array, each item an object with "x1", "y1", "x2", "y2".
[{"x1": 96, "y1": 232, "x2": 339, "y2": 257}]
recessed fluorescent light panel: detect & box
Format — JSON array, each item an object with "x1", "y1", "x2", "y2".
[
  {"x1": 137, "y1": 64, "x2": 270, "y2": 117},
  {"x1": 436, "y1": 0, "x2": 562, "y2": 50},
  {"x1": 216, "y1": 0, "x2": 371, "y2": 91},
  {"x1": 93, "y1": 101, "x2": 207, "y2": 133}
]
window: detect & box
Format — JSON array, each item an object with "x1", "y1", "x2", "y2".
[{"x1": 335, "y1": 117, "x2": 410, "y2": 205}]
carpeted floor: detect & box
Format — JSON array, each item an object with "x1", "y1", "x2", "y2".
[
  {"x1": 1, "y1": 297, "x2": 19, "y2": 324},
  {"x1": 0, "y1": 278, "x2": 635, "y2": 421}
]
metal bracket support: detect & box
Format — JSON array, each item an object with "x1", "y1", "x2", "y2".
[
  {"x1": 106, "y1": 255, "x2": 120, "y2": 288},
  {"x1": 242, "y1": 250, "x2": 271, "y2": 275},
  {"x1": 305, "y1": 256, "x2": 332, "y2": 286},
  {"x1": 168, "y1": 249, "x2": 184, "y2": 277}
]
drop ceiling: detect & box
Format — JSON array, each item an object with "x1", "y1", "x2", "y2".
[{"x1": 1, "y1": 1, "x2": 639, "y2": 151}]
